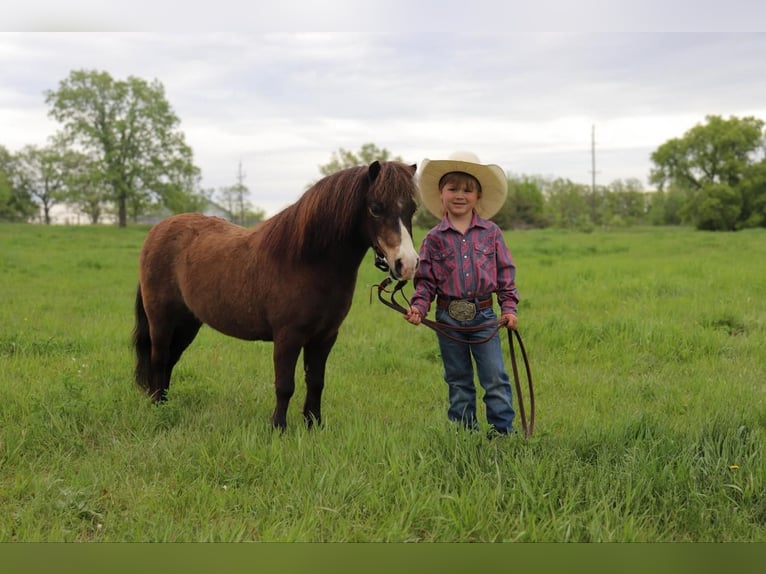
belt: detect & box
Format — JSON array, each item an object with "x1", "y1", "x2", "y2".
[{"x1": 437, "y1": 296, "x2": 493, "y2": 310}]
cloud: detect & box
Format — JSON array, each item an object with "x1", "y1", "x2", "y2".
[{"x1": 2, "y1": 31, "x2": 766, "y2": 215}]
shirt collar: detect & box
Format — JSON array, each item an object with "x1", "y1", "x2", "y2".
[{"x1": 437, "y1": 211, "x2": 491, "y2": 233}]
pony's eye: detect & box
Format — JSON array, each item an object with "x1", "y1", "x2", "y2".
[{"x1": 368, "y1": 202, "x2": 383, "y2": 218}]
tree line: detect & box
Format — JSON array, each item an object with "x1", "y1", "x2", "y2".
[
  {"x1": 1, "y1": 70, "x2": 263, "y2": 227},
  {"x1": 322, "y1": 118, "x2": 766, "y2": 233},
  {"x1": 2, "y1": 69, "x2": 765, "y2": 231},
  {"x1": 420, "y1": 115, "x2": 766, "y2": 232}
]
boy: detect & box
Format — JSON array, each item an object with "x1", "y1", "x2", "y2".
[{"x1": 405, "y1": 151, "x2": 519, "y2": 435}]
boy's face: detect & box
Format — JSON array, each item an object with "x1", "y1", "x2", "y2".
[{"x1": 439, "y1": 173, "x2": 481, "y2": 218}]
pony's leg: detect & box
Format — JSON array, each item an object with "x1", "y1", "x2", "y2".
[
  {"x1": 302, "y1": 333, "x2": 338, "y2": 428},
  {"x1": 150, "y1": 311, "x2": 201, "y2": 402},
  {"x1": 168, "y1": 312, "x2": 202, "y2": 376},
  {"x1": 147, "y1": 324, "x2": 173, "y2": 402},
  {"x1": 271, "y1": 339, "x2": 302, "y2": 431}
]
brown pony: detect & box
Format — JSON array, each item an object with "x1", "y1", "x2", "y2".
[{"x1": 133, "y1": 161, "x2": 419, "y2": 430}]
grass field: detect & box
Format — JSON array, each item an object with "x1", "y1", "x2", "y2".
[{"x1": 0, "y1": 222, "x2": 764, "y2": 541}]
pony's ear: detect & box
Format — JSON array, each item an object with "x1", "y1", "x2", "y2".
[
  {"x1": 410, "y1": 163, "x2": 417, "y2": 174},
  {"x1": 368, "y1": 160, "x2": 381, "y2": 182}
]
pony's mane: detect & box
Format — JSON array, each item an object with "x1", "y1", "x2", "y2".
[
  {"x1": 258, "y1": 165, "x2": 367, "y2": 262},
  {"x1": 257, "y1": 162, "x2": 413, "y2": 263}
]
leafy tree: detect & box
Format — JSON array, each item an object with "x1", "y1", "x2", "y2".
[
  {"x1": 413, "y1": 206, "x2": 440, "y2": 229},
  {"x1": 0, "y1": 145, "x2": 37, "y2": 222},
  {"x1": 63, "y1": 149, "x2": 113, "y2": 224},
  {"x1": 493, "y1": 175, "x2": 547, "y2": 229},
  {"x1": 650, "y1": 115, "x2": 766, "y2": 230},
  {"x1": 45, "y1": 69, "x2": 202, "y2": 227},
  {"x1": 216, "y1": 161, "x2": 265, "y2": 226},
  {"x1": 218, "y1": 183, "x2": 244, "y2": 221},
  {"x1": 544, "y1": 178, "x2": 593, "y2": 230},
  {"x1": 691, "y1": 183, "x2": 743, "y2": 231},
  {"x1": 738, "y1": 160, "x2": 766, "y2": 227},
  {"x1": 318, "y1": 143, "x2": 402, "y2": 176},
  {"x1": 157, "y1": 171, "x2": 209, "y2": 216},
  {"x1": 13, "y1": 144, "x2": 71, "y2": 224},
  {"x1": 0, "y1": 146, "x2": 17, "y2": 220},
  {"x1": 646, "y1": 186, "x2": 686, "y2": 226},
  {"x1": 217, "y1": 184, "x2": 266, "y2": 226},
  {"x1": 604, "y1": 178, "x2": 648, "y2": 227}
]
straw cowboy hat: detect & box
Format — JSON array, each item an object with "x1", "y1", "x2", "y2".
[{"x1": 417, "y1": 151, "x2": 508, "y2": 219}]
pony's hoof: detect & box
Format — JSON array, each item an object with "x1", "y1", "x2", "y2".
[{"x1": 304, "y1": 414, "x2": 322, "y2": 429}]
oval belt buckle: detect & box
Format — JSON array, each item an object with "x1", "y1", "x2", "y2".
[{"x1": 448, "y1": 299, "x2": 476, "y2": 321}]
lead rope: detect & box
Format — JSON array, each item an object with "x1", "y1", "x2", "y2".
[{"x1": 373, "y1": 277, "x2": 535, "y2": 438}]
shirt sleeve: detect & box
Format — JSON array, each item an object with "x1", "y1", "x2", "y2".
[
  {"x1": 494, "y1": 228, "x2": 519, "y2": 315},
  {"x1": 408, "y1": 233, "x2": 437, "y2": 315}
]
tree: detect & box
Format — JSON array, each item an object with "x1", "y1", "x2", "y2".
[
  {"x1": 63, "y1": 149, "x2": 113, "y2": 224},
  {"x1": 738, "y1": 160, "x2": 766, "y2": 227},
  {"x1": 219, "y1": 161, "x2": 248, "y2": 225},
  {"x1": 318, "y1": 143, "x2": 402, "y2": 177},
  {"x1": 13, "y1": 144, "x2": 71, "y2": 224},
  {"x1": 413, "y1": 206, "x2": 440, "y2": 229},
  {"x1": 0, "y1": 145, "x2": 37, "y2": 222},
  {"x1": 693, "y1": 182, "x2": 742, "y2": 231},
  {"x1": 158, "y1": 171, "x2": 210, "y2": 217},
  {"x1": 649, "y1": 115, "x2": 766, "y2": 230},
  {"x1": 604, "y1": 178, "x2": 648, "y2": 227},
  {"x1": 216, "y1": 161, "x2": 265, "y2": 226},
  {"x1": 544, "y1": 178, "x2": 593, "y2": 230},
  {"x1": 45, "y1": 70, "x2": 202, "y2": 227},
  {"x1": 646, "y1": 186, "x2": 686, "y2": 226},
  {"x1": 493, "y1": 175, "x2": 547, "y2": 229}
]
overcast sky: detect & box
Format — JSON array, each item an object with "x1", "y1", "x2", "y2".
[{"x1": 3, "y1": 4, "x2": 766, "y2": 215}]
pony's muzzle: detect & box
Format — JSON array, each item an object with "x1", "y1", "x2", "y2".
[
  {"x1": 375, "y1": 220, "x2": 419, "y2": 280},
  {"x1": 374, "y1": 246, "x2": 418, "y2": 280},
  {"x1": 393, "y1": 255, "x2": 419, "y2": 280}
]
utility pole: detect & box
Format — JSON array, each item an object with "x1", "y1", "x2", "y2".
[
  {"x1": 591, "y1": 124, "x2": 597, "y2": 195},
  {"x1": 591, "y1": 125, "x2": 605, "y2": 227},
  {"x1": 236, "y1": 160, "x2": 247, "y2": 225}
]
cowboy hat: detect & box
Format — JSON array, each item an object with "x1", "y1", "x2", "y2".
[{"x1": 417, "y1": 151, "x2": 507, "y2": 219}]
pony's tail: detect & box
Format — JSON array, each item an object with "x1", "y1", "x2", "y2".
[{"x1": 133, "y1": 284, "x2": 152, "y2": 393}]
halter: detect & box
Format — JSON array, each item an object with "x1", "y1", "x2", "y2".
[
  {"x1": 372, "y1": 245, "x2": 391, "y2": 273},
  {"x1": 373, "y1": 276, "x2": 535, "y2": 438}
]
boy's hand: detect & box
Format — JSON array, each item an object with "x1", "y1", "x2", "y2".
[
  {"x1": 502, "y1": 313, "x2": 518, "y2": 330},
  {"x1": 405, "y1": 306, "x2": 422, "y2": 325}
]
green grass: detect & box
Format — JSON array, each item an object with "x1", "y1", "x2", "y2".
[{"x1": 0, "y1": 223, "x2": 765, "y2": 541}]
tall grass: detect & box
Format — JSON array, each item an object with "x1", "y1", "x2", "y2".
[{"x1": 0, "y1": 223, "x2": 764, "y2": 541}]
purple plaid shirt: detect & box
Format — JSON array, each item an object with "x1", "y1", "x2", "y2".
[{"x1": 409, "y1": 213, "x2": 519, "y2": 316}]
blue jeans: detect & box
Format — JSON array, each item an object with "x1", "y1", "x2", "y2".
[{"x1": 435, "y1": 306, "x2": 515, "y2": 433}]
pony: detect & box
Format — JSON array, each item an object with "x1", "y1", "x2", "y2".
[{"x1": 132, "y1": 161, "x2": 419, "y2": 430}]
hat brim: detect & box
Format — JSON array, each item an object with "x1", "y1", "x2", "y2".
[{"x1": 417, "y1": 158, "x2": 507, "y2": 220}]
